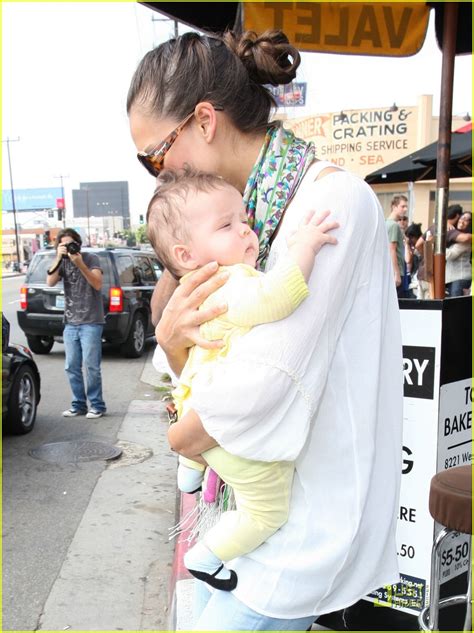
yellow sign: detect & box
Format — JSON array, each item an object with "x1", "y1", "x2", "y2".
[{"x1": 243, "y1": 2, "x2": 430, "y2": 57}]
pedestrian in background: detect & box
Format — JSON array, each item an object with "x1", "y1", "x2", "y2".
[
  {"x1": 128, "y1": 29, "x2": 402, "y2": 631},
  {"x1": 386, "y1": 194, "x2": 408, "y2": 297},
  {"x1": 415, "y1": 204, "x2": 470, "y2": 299},
  {"x1": 46, "y1": 228, "x2": 106, "y2": 419},
  {"x1": 404, "y1": 222, "x2": 423, "y2": 298},
  {"x1": 446, "y1": 211, "x2": 472, "y2": 297}
]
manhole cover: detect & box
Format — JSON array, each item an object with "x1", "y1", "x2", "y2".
[{"x1": 29, "y1": 441, "x2": 123, "y2": 464}]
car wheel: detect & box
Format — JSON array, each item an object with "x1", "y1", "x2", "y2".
[
  {"x1": 6, "y1": 365, "x2": 39, "y2": 434},
  {"x1": 120, "y1": 313, "x2": 146, "y2": 358},
  {"x1": 26, "y1": 335, "x2": 54, "y2": 354}
]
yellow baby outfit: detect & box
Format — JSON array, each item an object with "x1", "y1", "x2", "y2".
[{"x1": 173, "y1": 257, "x2": 309, "y2": 561}]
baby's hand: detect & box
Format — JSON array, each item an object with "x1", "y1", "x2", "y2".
[{"x1": 287, "y1": 210, "x2": 339, "y2": 256}]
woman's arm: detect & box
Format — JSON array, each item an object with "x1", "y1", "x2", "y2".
[
  {"x1": 446, "y1": 242, "x2": 470, "y2": 261},
  {"x1": 155, "y1": 262, "x2": 230, "y2": 376},
  {"x1": 151, "y1": 270, "x2": 179, "y2": 327},
  {"x1": 168, "y1": 408, "x2": 218, "y2": 457}
]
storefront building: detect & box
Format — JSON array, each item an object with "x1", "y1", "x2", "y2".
[{"x1": 284, "y1": 94, "x2": 471, "y2": 230}]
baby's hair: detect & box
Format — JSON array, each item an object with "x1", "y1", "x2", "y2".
[{"x1": 146, "y1": 167, "x2": 229, "y2": 278}]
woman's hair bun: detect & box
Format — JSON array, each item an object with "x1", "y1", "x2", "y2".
[{"x1": 223, "y1": 30, "x2": 300, "y2": 86}]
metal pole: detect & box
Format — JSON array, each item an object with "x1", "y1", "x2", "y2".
[
  {"x1": 85, "y1": 189, "x2": 91, "y2": 245},
  {"x1": 433, "y1": 2, "x2": 458, "y2": 299},
  {"x1": 3, "y1": 137, "x2": 21, "y2": 267},
  {"x1": 54, "y1": 174, "x2": 68, "y2": 228}
]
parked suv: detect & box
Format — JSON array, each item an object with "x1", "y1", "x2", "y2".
[{"x1": 17, "y1": 247, "x2": 162, "y2": 358}]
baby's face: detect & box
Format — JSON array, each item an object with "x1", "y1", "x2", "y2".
[{"x1": 184, "y1": 185, "x2": 259, "y2": 268}]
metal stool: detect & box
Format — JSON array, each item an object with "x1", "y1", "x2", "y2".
[{"x1": 419, "y1": 465, "x2": 472, "y2": 631}]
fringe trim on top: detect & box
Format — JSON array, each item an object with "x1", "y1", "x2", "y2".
[{"x1": 169, "y1": 481, "x2": 236, "y2": 544}]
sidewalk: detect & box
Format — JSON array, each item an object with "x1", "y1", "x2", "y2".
[{"x1": 37, "y1": 356, "x2": 179, "y2": 631}]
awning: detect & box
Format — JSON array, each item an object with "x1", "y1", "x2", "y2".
[
  {"x1": 365, "y1": 131, "x2": 472, "y2": 184},
  {"x1": 140, "y1": 2, "x2": 472, "y2": 56}
]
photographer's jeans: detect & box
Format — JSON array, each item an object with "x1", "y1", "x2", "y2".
[{"x1": 64, "y1": 324, "x2": 106, "y2": 413}]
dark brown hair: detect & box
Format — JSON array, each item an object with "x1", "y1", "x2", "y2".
[
  {"x1": 146, "y1": 167, "x2": 231, "y2": 278},
  {"x1": 127, "y1": 30, "x2": 300, "y2": 133},
  {"x1": 55, "y1": 228, "x2": 82, "y2": 249}
]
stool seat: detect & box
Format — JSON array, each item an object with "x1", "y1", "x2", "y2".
[{"x1": 429, "y1": 465, "x2": 472, "y2": 534}]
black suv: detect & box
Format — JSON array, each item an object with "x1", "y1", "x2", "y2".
[{"x1": 17, "y1": 247, "x2": 162, "y2": 358}]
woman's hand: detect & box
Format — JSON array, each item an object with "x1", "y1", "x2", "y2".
[{"x1": 155, "y1": 262, "x2": 229, "y2": 374}]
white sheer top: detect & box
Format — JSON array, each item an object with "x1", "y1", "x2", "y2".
[{"x1": 189, "y1": 161, "x2": 403, "y2": 618}]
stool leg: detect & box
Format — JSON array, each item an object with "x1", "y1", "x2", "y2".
[
  {"x1": 463, "y1": 536, "x2": 472, "y2": 632},
  {"x1": 429, "y1": 527, "x2": 453, "y2": 631}
]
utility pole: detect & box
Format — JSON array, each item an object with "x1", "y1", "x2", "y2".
[
  {"x1": 151, "y1": 14, "x2": 179, "y2": 43},
  {"x1": 85, "y1": 188, "x2": 91, "y2": 246},
  {"x1": 2, "y1": 137, "x2": 21, "y2": 269},
  {"x1": 54, "y1": 173, "x2": 69, "y2": 227}
]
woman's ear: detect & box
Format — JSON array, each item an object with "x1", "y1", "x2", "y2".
[
  {"x1": 172, "y1": 244, "x2": 199, "y2": 271},
  {"x1": 194, "y1": 102, "x2": 218, "y2": 144}
]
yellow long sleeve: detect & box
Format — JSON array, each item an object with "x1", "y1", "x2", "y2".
[{"x1": 202, "y1": 257, "x2": 309, "y2": 329}]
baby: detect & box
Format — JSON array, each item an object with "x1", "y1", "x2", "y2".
[{"x1": 147, "y1": 167, "x2": 338, "y2": 591}]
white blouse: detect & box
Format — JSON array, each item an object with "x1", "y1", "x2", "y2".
[{"x1": 190, "y1": 162, "x2": 403, "y2": 618}]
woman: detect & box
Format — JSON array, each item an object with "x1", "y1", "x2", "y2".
[
  {"x1": 446, "y1": 211, "x2": 472, "y2": 297},
  {"x1": 404, "y1": 222, "x2": 423, "y2": 298},
  {"x1": 127, "y1": 30, "x2": 403, "y2": 631}
]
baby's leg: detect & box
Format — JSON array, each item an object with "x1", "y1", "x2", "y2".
[
  {"x1": 184, "y1": 451, "x2": 294, "y2": 591},
  {"x1": 177, "y1": 456, "x2": 206, "y2": 494}
]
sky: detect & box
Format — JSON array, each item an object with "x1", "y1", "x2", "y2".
[{"x1": 2, "y1": 1, "x2": 472, "y2": 225}]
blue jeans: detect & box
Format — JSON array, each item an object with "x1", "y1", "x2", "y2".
[
  {"x1": 64, "y1": 324, "x2": 106, "y2": 412},
  {"x1": 193, "y1": 581, "x2": 316, "y2": 631},
  {"x1": 446, "y1": 279, "x2": 471, "y2": 297}
]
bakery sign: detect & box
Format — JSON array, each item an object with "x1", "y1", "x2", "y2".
[{"x1": 285, "y1": 105, "x2": 417, "y2": 178}]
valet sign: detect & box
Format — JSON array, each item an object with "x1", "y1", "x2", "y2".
[{"x1": 365, "y1": 307, "x2": 472, "y2": 616}]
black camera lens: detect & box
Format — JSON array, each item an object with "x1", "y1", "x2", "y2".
[{"x1": 66, "y1": 241, "x2": 81, "y2": 255}]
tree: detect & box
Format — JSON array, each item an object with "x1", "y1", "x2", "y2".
[{"x1": 135, "y1": 225, "x2": 149, "y2": 244}]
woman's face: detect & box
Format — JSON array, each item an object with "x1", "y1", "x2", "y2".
[
  {"x1": 457, "y1": 213, "x2": 472, "y2": 232},
  {"x1": 129, "y1": 108, "x2": 196, "y2": 173}
]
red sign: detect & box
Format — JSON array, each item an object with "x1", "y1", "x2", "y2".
[{"x1": 56, "y1": 198, "x2": 65, "y2": 209}]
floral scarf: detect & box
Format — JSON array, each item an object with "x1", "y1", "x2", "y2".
[{"x1": 243, "y1": 123, "x2": 316, "y2": 270}]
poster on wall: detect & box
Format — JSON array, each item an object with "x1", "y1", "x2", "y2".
[
  {"x1": 365, "y1": 305, "x2": 472, "y2": 615},
  {"x1": 365, "y1": 308, "x2": 441, "y2": 614}
]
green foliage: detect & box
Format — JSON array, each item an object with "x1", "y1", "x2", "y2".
[{"x1": 135, "y1": 224, "x2": 149, "y2": 244}]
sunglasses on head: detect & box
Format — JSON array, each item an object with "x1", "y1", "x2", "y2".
[{"x1": 137, "y1": 105, "x2": 224, "y2": 177}]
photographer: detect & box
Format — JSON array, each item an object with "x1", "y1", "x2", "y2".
[{"x1": 47, "y1": 228, "x2": 106, "y2": 419}]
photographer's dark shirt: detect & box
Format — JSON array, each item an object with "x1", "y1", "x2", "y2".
[{"x1": 59, "y1": 253, "x2": 104, "y2": 325}]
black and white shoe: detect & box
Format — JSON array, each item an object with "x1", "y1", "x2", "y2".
[{"x1": 187, "y1": 564, "x2": 238, "y2": 591}]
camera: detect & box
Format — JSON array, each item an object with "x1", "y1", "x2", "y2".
[{"x1": 63, "y1": 241, "x2": 81, "y2": 258}]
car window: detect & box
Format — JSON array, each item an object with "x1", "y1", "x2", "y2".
[
  {"x1": 116, "y1": 255, "x2": 136, "y2": 285},
  {"x1": 96, "y1": 252, "x2": 112, "y2": 287},
  {"x1": 149, "y1": 256, "x2": 163, "y2": 278},
  {"x1": 27, "y1": 252, "x2": 56, "y2": 283},
  {"x1": 134, "y1": 256, "x2": 157, "y2": 284}
]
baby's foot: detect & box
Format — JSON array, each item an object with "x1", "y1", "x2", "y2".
[
  {"x1": 184, "y1": 542, "x2": 238, "y2": 591},
  {"x1": 177, "y1": 464, "x2": 204, "y2": 494}
]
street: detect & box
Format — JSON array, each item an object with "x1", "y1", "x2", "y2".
[{"x1": 2, "y1": 275, "x2": 177, "y2": 630}]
